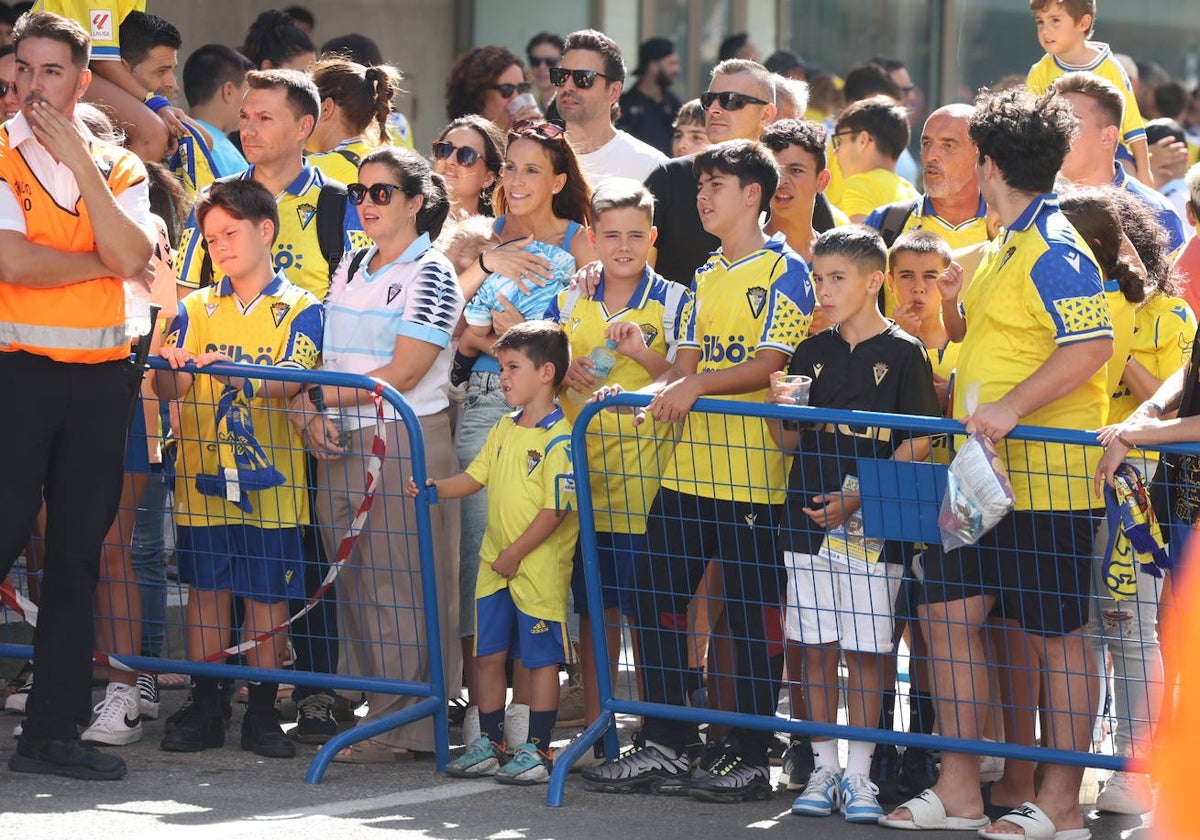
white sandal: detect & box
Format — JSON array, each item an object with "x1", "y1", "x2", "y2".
[{"x1": 877, "y1": 788, "x2": 991, "y2": 831}]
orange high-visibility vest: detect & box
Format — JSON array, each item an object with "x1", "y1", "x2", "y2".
[{"x1": 0, "y1": 125, "x2": 148, "y2": 363}]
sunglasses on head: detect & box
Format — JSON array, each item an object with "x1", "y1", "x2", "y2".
[
  {"x1": 699, "y1": 90, "x2": 770, "y2": 111},
  {"x1": 491, "y1": 81, "x2": 532, "y2": 99},
  {"x1": 347, "y1": 182, "x2": 402, "y2": 206},
  {"x1": 510, "y1": 119, "x2": 566, "y2": 140},
  {"x1": 529, "y1": 56, "x2": 559, "y2": 68},
  {"x1": 548, "y1": 67, "x2": 612, "y2": 89},
  {"x1": 432, "y1": 141, "x2": 481, "y2": 167}
]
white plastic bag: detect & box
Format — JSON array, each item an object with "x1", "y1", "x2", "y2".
[{"x1": 938, "y1": 383, "x2": 1016, "y2": 551}]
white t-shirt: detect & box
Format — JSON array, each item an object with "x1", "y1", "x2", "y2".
[
  {"x1": 322, "y1": 234, "x2": 465, "y2": 423},
  {"x1": 577, "y1": 129, "x2": 668, "y2": 187}
]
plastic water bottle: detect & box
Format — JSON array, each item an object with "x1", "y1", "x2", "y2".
[
  {"x1": 124, "y1": 280, "x2": 152, "y2": 339},
  {"x1": 570, "y1": 339, "x2": 618, "y2": 405}
]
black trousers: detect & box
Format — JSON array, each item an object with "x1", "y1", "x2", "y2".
[
  {"x1": 635, "y1": 488, "x2": 785, "y2": 763},
  {"x1": 0, "y1": 351, "x2": 136, "y2": 740}
]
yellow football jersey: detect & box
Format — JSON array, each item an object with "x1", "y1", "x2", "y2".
[
  {"x1": 1027, "y1": 43, "x2": 1147, "y2": 162},
  {"x1": 166, "y1": 273, "x2": 323, "y2": 529},
  {"x1": 547, "y1": 267, "x2": 692, "y2": 534},
  {"x1": 954, "y1": 195, "x2": 1112, "y2": 511},
  {"x1": 1110, "y1": 294, "x2": 1196, "y2": 428},
  {"x1": 308, "y1": 138, "x2": 376, "y2": 187},
  {"x1": 467, "y1": 410, "x2": 579, "y2": 623},
  {"x1": 665, "y1": 233, "x2": 814, "y2": 505},
  {"x1": 35, "y1": 0, "x2": 143, "y2": 60},
  {"x1": 837, "y1": 168, "x2": 919, "y2": 221}
]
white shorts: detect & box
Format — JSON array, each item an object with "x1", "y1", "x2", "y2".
[{"x1": 783, "y1": 551, "x2": 903, "y2": 654}]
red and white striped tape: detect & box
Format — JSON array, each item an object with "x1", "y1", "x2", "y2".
[{"x1": 0, "y1": 385, "x2": 389, "y2": 673}]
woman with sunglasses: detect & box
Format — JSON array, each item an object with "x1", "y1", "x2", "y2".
[
  {"x1": 445, "y1": 45, "x2": 541, "y2": 132},
  {"x1": 526, "y1": 32, "x2": 565, "y2": 112},
  {"x1": 448, "y1": 120, "x2": 595, "y2": 740},
  {"x1": 431, "y1": 115, "x2": 506, "y2": 220},
  {"x1": 306, "y1": 57, "x2": 403, "y2": 185},
  {"x1": 303, "y1": 147, "x2": 465, "y2": 763}
]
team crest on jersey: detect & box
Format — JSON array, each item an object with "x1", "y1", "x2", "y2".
[
  {"x1": 387, "y1": 284, "x2": 403, "y2": 305},
  {"x1": 571, "y1": 317, "x2": 582, "y2": 331},
  {"x1": 744, "y1": 512, "x2": 757, "y2": 527},
  {"x1": 873, "y1": 362, "x2": 889, "y2": 386},
  {"x1": 204, "y1": 302, "x2": 219, "y2": 318},
  {"x1": 998, "y1": 246, "x2": 1017, "y2": 271},
  {"x1": 526, "y1": 449, "x2": 542, "y2": 475},
  {"x1": 640, "y1": 323, "x2": 659, "y2": 346},
  {"x1": 271, "y1": 302, "x2": 290, "y2": 327},
  {"x1": 746, "y1": 286, "x2": 767, "y2": 318},
  {"x1": 285, "y1": 569, "x2": 294, "y2": 585},
  {"x1": 812, "y1": 363, "x2": 823, "y2": 380},
  {"x1": 296, "y1": 203, "x2": 317, "y2": 230}
]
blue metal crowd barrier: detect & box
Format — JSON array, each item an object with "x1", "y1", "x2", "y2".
[
  {"x1": 0, "y1": 358, "x2": 449, "y2": 783},
  {"x1": 550, "y1": 391, "x2": 1199, "y2": 806}
]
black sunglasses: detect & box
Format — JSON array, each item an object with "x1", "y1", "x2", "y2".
[
  {"x1": 510, "y1": 119, "x2": 566, "y2": 140},
  {"x1": 529, "y1": 56, "x2": 559, "y2": 68},
  {"x1": 432, "y1": 141, "x2": 481, "y2": 167},
  {"x1": 347, "y1": 182, "x2": 402, "y2": 206},
  {"x1": 700, "y1": 90, "x2": 771, "y2": 111},
  {"x1": 490, "y1": 81, "x2": 532, "y2": 99},
  {"x1": 0, "y1": 81, "x2": 10, "y2": 97},
  {"x1": 548, "y1": 67, "x2": 612, "y2": 89}
]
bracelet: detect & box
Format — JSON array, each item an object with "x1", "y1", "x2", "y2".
[
  {"x1": 1116, "y1": 433, "x2": 1136, "y2": 449},
  {"x1": 478, "y1": 251, "x2": 491, "y2": 274},
  {"x1": 1145, "y1": 401, "x2": 1164, "y2": 417},
  {"x1": 143, "y1": 94, "x2": 173, "y2": 114}
]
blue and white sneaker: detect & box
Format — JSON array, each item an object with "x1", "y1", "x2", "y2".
[
  {"x1": 495, "y1": 742, "x2": 551, "y2": 785},
  {"x1": 791, "y1": 765, "x2": 841, "y2": 816},
  {"x1": 839, "y1": 773, "x2": 884, "y2": 823},
  {"x1": 446, "y1": 736, "x2": 503, "y2": 778}
]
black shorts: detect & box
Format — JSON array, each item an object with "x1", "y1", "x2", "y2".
[{"x1": 920, "y1": 508, "x2": 1097, "y2": 636}]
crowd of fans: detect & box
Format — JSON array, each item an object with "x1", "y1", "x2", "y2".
[{"x1": 2, "y1": 1, "x2": 1200, "y2": 836}]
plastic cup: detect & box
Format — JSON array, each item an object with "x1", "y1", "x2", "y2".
[
  {"x1": 507, "y1": 92, "x2": 539, "y2": 116},
  {"x1": 778, "y1": 374, "x2": 812, "y2": 406}
]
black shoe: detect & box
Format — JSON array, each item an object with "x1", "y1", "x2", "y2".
[
  {"x1": 898, "y1": 745, "x2": 939, "y2": 797},
  {"x1": 10, "y1": 736, "x2": 126, "y2": 780},
  {"x1": 161, "y1": 702, "x2": 225, "y2": 752},
  {"x1": 870, "y1": 743, "x2": 902, "y2": 804},
  {"x1": 687, "y1": 739, "x2": 772, "y2": 803},
  {"x1": 780, "y1": 736, "x2": 815, "y2": 791},
  {"x1": 293, "y1": 694, "x2": 338, "y2": 744},
  {"x1": 165, "y1": 691, "x2": 233, "y2": 732},
  {"x1": 242, "y1": 709, "x2": 296, "y2": 758}
]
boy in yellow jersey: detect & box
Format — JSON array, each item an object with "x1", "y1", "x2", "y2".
[
  {"x1": 832, "y1": 96, "x2": 919, "y2": 224},
  {"x1": 888, "y1": 231, "x2": 956, "y2": 410},
  {"x1": 546, "y1": 178, "x2": 691, "y2": 737},
  {"x1": 1025, "y1": 0, "x2": 1151, "y2": 184},
  {"x1": 154, "y1": 179, "x2": 322, "y2": 760},
  {"x1": 582, "y1": 139, "x2": 814, "y2": 802},
  {"x1": 408, "y1": 320, "x2": 577, "y2": 786}
]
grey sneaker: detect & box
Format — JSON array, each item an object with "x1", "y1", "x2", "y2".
[
  {"x1": 580, "y1": 734, "x2": 691, "y2": 795},
  {"x1": 495, "y1": 742, "x2": 552, "y2": 785},
  {"x1": 447, "y1": 736, "x2": 504, "y2": 778},
  {"x1": 687, "y1": 745, "x2": 772, "y2": 803}
]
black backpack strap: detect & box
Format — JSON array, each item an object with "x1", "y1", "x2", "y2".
[
  {"x1": 344, "y1": 247, "x2": 371, "y2": 286},
  {"x1": 335, "y1": 148, "x2": 362, "y2": 167},
  {"x1": 198, "y1": 174, "x2": 243, "y2": 288},
  {"x1": 316, "y1": 181, "x2": 349, "y2": 280},
  {"x1": 878, "y1": 197, "x2": 921, "y2": 248}
]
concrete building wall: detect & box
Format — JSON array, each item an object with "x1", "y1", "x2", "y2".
[{"x1": 156, "y1": 0, "x2": 457, "y2": 147}]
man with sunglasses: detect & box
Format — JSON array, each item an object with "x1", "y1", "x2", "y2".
[
  {"x1": 554, "y1": 29, "x2": 665, "y2": 187},
  {"x1": 617, "y1": 37, "x2": 682, "y2": 157},
  {"x1": 645, "y1": 58, "x2": 777, "y2": 287},
  {"x1": 525, "y1": 31, "x2": 564, "y2": 112}
]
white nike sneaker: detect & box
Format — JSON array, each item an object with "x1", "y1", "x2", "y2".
[{"x1": 82, "y1": 683, "x2": 143, "y2": 746}]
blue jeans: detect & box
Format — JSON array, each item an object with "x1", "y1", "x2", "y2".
[
  {"x1": 131, "y1": 466, "x2": 171, "y2": 658},
  {"x1": 454, "y1": 370, "x2": 510, "y2": 638}
]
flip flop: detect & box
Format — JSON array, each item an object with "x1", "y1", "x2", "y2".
[
  {"x1": 877, "y1": 788, "x2": 991, "y2": 831},
  {"x1": 330, "y1": 739, "x2": 420, "y2": 764},
  {"x1": 978, "y1": 801, "x2": 1091, "y2": 840},
  {"x1": 981, "y1": 782, "x2": 1024, "y2": 822}
]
